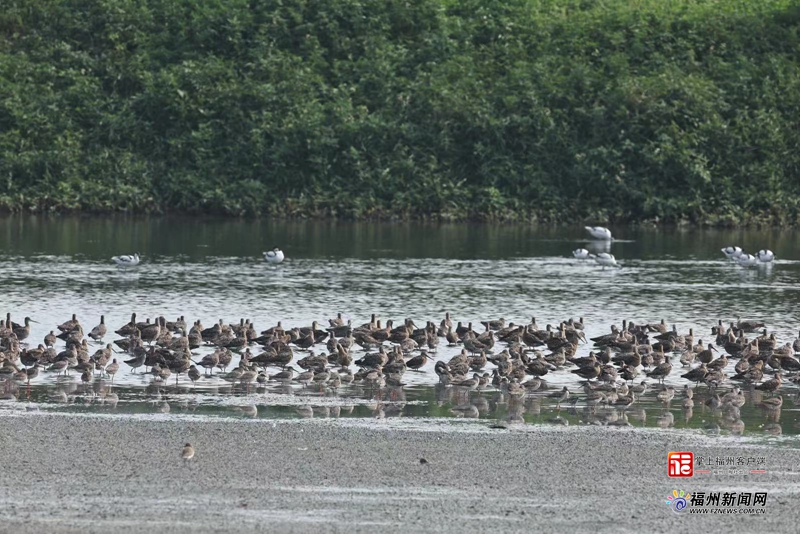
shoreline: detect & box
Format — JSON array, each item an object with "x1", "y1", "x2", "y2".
[
  {"x1": 0, "y1": 211, "x2": 795, "y2": 229},
  {"x1": 0, "y1": 407, "x2": 795, "y2": 444},
  {"x1": 1, "y1": 414, "x2": 798, "y2": 533}
]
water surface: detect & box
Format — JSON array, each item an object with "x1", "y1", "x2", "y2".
[{"x1": 1, "y1": 216, "x2": 799, "y2": 438}]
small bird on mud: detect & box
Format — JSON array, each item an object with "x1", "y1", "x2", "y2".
[{"x1": 181, "y1": 443, "x2": 195, "y2": 464}]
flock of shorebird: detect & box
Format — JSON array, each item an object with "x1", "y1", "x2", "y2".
[
  {"x1": 0, "y1": 307, "x2": 796, "y2": 419},
  {"x1": 721, "y1": 245, "x2": 775, "y2": 266},
  {"x1": 572, "y1": 226, "x2": 776, "y2": 269},
  {"x1": 112, "y1": 248, "x2": 285, "y2": 267}
]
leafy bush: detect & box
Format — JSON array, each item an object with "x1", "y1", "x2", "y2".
[{"x1": 1, "y1": 0, "x2": 799, "y2": 224}]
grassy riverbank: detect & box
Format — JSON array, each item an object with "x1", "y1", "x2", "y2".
[{"x1": 1, "y1": 1, "x2": 800, "y2": 224}]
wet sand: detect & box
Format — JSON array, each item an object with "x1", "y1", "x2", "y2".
[{"x1": 0, "y1": 414, "x2": 798, "y2": 533}]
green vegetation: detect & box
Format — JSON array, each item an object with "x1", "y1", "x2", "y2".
[{"x1": 1, "y1": 0, "x2": 799, "y2": 224}]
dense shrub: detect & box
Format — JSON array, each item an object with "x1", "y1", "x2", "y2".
[{"x1": 1, "y1": 0, "x2": 799, "y2": 224}]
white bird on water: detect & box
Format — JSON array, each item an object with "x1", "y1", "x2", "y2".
[
  {"x1": 591, "y1": 253, "x2": 618, "y2": 269},
  {"x1": 572, "y1": 248, "x2": 590, "y2": 259},
  {"x1": 737, "y1": 254, "x2": 758, "y2": 267},
  {"x1": 585, "y1": 226, "x2": 613, "y2": 240},
  {"x1": 263, "y1": 248, "x2": 285, "y2": 264},
  {"x1": 756, "y1": 249, "x2": 775, "y2": 263},
  {"x1": 111, "y1": 253, "x2": 140, "y2": 267},
  {"x1": 721, "y1": 246, "x2": 743, "y2": 259}
]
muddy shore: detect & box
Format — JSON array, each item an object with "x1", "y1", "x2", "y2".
[{"x1": 0, "y1": 414, "x2": 798, "y2": 533}]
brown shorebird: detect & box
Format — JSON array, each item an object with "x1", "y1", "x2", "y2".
[
  {"x1": 105, "y1": 359, "x2": 119, "y2": 382},
  {"x1": 406, "y1": 351, "x2": 429, "y2": 370},
  {"x1": 196, "y1": 352, "x2": 220, "y2": 375},
  {"x1": 269, "y1": 366, "x2": 295, "y2": 381},
  {"x1": 755, "y1": 373, "x2": 782, "y2": 395},
  {"x1": 549, "y1": 386, "x2": 570, "y2": 408},
  {"x1": 124, "y1": 350, "x2": 146, "y2": 373},
  {"x1": 13, "y1": 317, "x2": 37, "y2": 341},
  {"x1": 646, "y1": 356, "x2": 672, "y2": 384},
  {"x1": 80, "y1": 368, "x2": 92, "y2": 386},
  {"x1": 139, "y1": 317, "x2": 164, "y2": 345},
  {"x1": 47, "y1": 360, "x2": 69, "y2": 376},
  {"x1": 239, "y1": 366, "x2": 258, "y2": 388},
  {"x1": 696, "y1": 343, "x2": 718, "y2": 364},
  {"x1": 188, "y1": 365, "x2": 201, "y2": 384},
  {"x1": 89, "y1": 315, "x2": 107, "y2": 341},
  {"x1": 181, "y1": 443, "x2": 195, "y2": 464},
  {"x1": 44, "y1": 331, "x2": 57, "y2": 347},
  {"x1": 25, "y1": 363, "x2": 40, "y2": 383},
  {"x1": 630, "y1": 381, "x2": 648, "y2": 395}
]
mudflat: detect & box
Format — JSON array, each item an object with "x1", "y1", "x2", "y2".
[{"x1": 0, "y1": 414, "x2": 798, "y2": 533}]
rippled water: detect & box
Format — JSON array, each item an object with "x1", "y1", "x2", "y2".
[{"x1": 1, "y1": 215, "x2": 799, "y2": 437}]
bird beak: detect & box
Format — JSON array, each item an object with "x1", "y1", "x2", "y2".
[
  {"x1": 30, "y1": 320, "x2": 40, "y2": 324},
  {"x1": 712, "y1": 347, "x2": 719, "y2": 352}
]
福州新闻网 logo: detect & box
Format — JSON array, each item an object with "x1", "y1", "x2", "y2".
[
  {"x1": 668, "y1": 451, "x2": 693, "y2": 477},
  {"x1": 666, "y1": 490, "x2": 691, "y2": 513}
]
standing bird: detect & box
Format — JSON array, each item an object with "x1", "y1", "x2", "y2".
[
  {"x1": 47, "y1": 359, "x2": 69, "y2": 376},
  {"x1": 406, "y1": 351, "x2": 429, "y2": 371},
  {"x1": 571, "y1": 362, "x2": 601, "y2": 380},
  {"x1": 696, "y1": 343, "x2": 718, "y2": 364},
  {"x1": 105, "y1": 359, "x2": 119, "y2": 382},
  {"x1": 196, "y1": 352, "x2": 220, "y2": 375},
  {"x1": 269, "y1": 366, "x2": 295, "y2": 381},
  {"x1": 80, "y1": 368, "x2": 92, "y2": 386},
  {"x1": 25, "y1": 363, "x2": 41, "y2": 383},
  {"x1": 549, "y1": 386, "x2": 570, "y2": 408},
  {"x1": 13, "y1": 317, "x2": 37, "y2": 342},
  {"x1": 89, "y1": 315, "x2": 107, "y2": 341},
  {"x1": 681, "y1": 364, "x2": 708, "y2": 385},
  {"x1": 44, "y1": 331, "x2": 57, "y2": 347},
  {"x1": 181, "y1": 443, "x2": 195, "y2": 463},
  {"x1": 124, "y1": 349, "x2": 147, "y2": 373},
  {"x1": 263, "y1": 248, "x2": 285, "y2": 264},
  {"x1": 646, "y1": 356, "x2": 672, "y2": 384},
  {"x1": 139, "y1": 317, "x2": 164, "y2": 345},
  {"x1": 188, "y1": 365, "x2": 202, "y2": 384}
]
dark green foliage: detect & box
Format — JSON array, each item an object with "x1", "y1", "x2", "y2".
[{"x1": 1, "y1": 0, "x2": 799, "y2": 224}]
